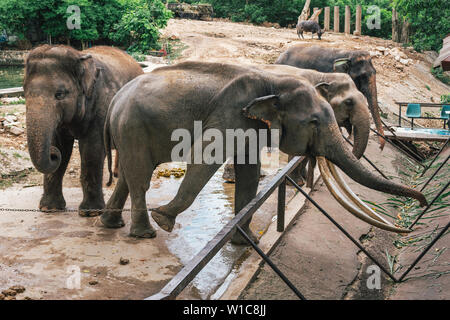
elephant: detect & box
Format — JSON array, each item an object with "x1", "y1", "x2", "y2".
[
  {"x1": 275, "y1": 45, "x2": 385, "y2": 150},
  {"x1": 222, "y1": 64, "x2": 371, "y2": 183},
  {"x1": 24, "y1": 45, "x2": 143, "y2": 216},
  {"x1": 101, "y1": 61, "x2": 426, "y2": 245}
]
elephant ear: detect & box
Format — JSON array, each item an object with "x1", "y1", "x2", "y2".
[
  {"x1": 333, "y1": 58, "x2": 351, "y2": 73},
  {"x1": 78, "y1": 54, "x2": 100, "y2": 99},
  {"x1": 242, "y1": 95, "x2": 281, "y2": 129},
  {"x1": 314, "y1": 82, "x2": 330, "y2": 101}
]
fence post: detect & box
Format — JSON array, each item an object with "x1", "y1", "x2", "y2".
[
  {"x1": 334, "y1": 6, "x2": 340, "y2": 33},
  {"x1": 354, "y1": 5, "x2": 362, "y2": 36},
  {"x1": 324, "y1": 7, "x2": 330, "y2": 31},
  {"x1": 277, "y1": 179, "x2": 286, "y2": 232},
  {"x1": 392, "y1": 8, "x2": 400, "y2": 42},
  {"x1": 345, "y1": 5, "x2": 351, "y2": 35}
]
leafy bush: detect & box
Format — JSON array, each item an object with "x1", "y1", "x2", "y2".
[
  {"x1": 394, "y1": 0, "x2": 450, "y2": 52},
  {"x1": 110, "y1": 0, "x2": 172, "y2": 53},
  {"x1": 431, "y1": 67, "x2": 450, "y2": 86},
  {"x1": 0, "y1": 0, "x2": 172, "y2": 53}
]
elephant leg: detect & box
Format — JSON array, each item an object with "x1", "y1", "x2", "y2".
[
  {"x1": 123, "y1": 155, "x2": 156, "y2": 239},
  {"x1": 39, "y1": 132, "x2": 74, "y2": 212},
  {"x1": 231, "y1": 160, "x2": 260, "y2": 245},
  {"x1": 101, "y1": 167, "x2": 129, "y2": 229},
  {"x1": 152, "y1": 163, "x2": 221, "y2": 232},
  {"x1": 78, "y1": 129, "x2": 106, "y2": 217}
]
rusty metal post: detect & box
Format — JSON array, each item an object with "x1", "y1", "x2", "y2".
[
  {"x1": 324, "y1": 7, "x2": 330, "y2": 31},
  {"x1": 277, "y1": 178, "x2": 286, "y2": 232},
  {"x1": 345, "y1": 5, "x2": 351, "y2": 34},
  {"x1": 334, "y1": 6, "x2": 340, "y2": 33}
]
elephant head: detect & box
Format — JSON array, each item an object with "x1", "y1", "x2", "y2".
[
  {"x1": 242, "y1": 77, "x2": 426, "y2": 232},
  {"x1": 254, "y1": 65, "x2": 370, "y2": 159},
  {"x1": 24, "y1": 45, "x2": 100, "y2": 174},
  {"x1": 314, "y1": 74, "x2": 370, "y2": 159},
  {"x1": 333, "y1": 52, "x2": 385, "y2": 149}
]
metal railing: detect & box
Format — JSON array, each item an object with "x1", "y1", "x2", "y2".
[
  {"x1": 147, "y1": 142, "x2": 449, "y2": 300},
  {"x1": 147, "y1": 156, "x2": 308, "y2": 300}
]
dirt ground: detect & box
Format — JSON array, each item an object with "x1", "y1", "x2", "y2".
[{"x1": 0, "y1": 18, "x2": 449, "y2": 300}]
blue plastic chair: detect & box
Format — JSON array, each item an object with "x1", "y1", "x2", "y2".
[
  {"x1": 406, "y1": 104, "x2": 421, "y2": 129},
  {"x1": 441, "y1": 105, "x2": 450, "y2": 129}
]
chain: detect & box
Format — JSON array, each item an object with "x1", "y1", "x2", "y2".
[{"x1": 0, "y1": 208, "x2": 141, "y2": 213}]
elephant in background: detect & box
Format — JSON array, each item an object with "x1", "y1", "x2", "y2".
[
  {"x1": 275, "y1": 45, "x2": 385, "y2": 150},
  {"x1": 24, "y1": 45, "x2": 143, "y2": 216},
  {"x1": 101, "y1": 62, "x2": 426, "y2": 244}
]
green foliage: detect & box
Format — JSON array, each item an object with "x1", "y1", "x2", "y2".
[
  {"x1": 110, "y1": 0, "x2": 172, "y2": 52},
  {"x1": 0, "y1": 0, "x2": 172, "y2": 53},
  {"x1": 394, "y1": 0, "x2": 450, "y2": 52},
  {"x1": 431, "y1": 66, "x2": 450, "y2": 86},
  {"x1": 441, "y1": 94, "x2": 450, "y2": 104}
]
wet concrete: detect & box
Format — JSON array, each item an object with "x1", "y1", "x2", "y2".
[
  {"x1": 0, "y1": 153, "x2": 296, "y2": 299},
  {"x1": 240, "y1": 135, "x2": 449, "y2": 300}
]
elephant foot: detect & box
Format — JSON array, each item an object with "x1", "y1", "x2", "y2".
[
  {"x1": 39, "y1": 195, "x2": 66, "y2": 212},
  {"x1": 151, "y1": 209, "x2": 176, "y2": 232},
  {"x1": 231, "y1": 227, "x2": 259, "y2": 246},
  {"x1": 129, "y1": 225, "x2": 157, "y2": 239},
  {"x1": 100, "y1": 211, "x2": 125, "y2": 228},
  {"x1": 79, "y1": 199, "x2": 105, "y2": 217}
]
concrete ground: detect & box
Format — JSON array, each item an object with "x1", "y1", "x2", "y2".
[{"x1": 239, "y1": 136, "x2": 449, "y2": 300}]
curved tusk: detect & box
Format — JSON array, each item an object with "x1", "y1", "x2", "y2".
[
  {"x1": 317, "y1": 157, "x2": 410, "y2": 234},
  {"x1": 326, "y1": 160, "x2": 394, "y2": 226}
]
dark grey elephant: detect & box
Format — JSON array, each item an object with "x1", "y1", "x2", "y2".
[
  {"x1": 24, "y1": 45, "x2": 143, "y2": 216},
  {"x1": 275, "y1": 45, "x2": 385, "y2": 150},
  {"x1": 223, "y1": 64, "x2": 371, "y2": 183},
  {"x1": 101, "y1": 62, "x2": 426, "y2": 244}
]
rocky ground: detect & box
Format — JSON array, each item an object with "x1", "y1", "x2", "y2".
[{"x1": 0, "y1": 18, "x2": 449, "y2": 300}]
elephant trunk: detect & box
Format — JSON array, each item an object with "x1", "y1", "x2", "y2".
[
  {"x1": 360, "y1": 75, "x2": 385, "y2": 150},
  {"x1": 349, "y1": 102, "x2": 371, "y2": 159},
  {"x1": 324, "y1": 122, "x2": 427, "y2": 207},
  {"x1": 26, "y1": 102, "x2": 62, "y2": 174}
]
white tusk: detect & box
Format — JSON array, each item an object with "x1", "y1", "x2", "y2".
[
  {"x1": 317, "y1": 157, "x2": 410, "y2": 234},
  {"x1": 326, "y1": 160, "x2": 394, "y2": 226}
]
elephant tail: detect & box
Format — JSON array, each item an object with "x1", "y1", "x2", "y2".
[{"x1": 104, "y1": 112, "x2": 113, "y2": 187}]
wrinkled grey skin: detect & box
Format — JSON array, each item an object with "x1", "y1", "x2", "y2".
[
  {"x1": 101, "y1": 62, "x2": 426, "y2": 244},
  {"x1": 223, "y1": 64, "x2": 371, "y2": 183},
  {"x1": 297, "y1": 21, "x2": 324, "y2": 40},
  {"x1": 275, "y1": 45, "x2": 385, "y2": 150},
  {"x1": 24, "y1": 45, "x2": 143, "y2": 216}
]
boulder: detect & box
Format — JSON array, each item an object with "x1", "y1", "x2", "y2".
[{"x1": 168, "y1": 3, "x2": 214, "y2": 21}]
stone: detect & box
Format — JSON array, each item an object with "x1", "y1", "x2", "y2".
[
  {"x1": 119, "y1": 257, "x2": 130, "y2": 265},
  {"x1": 9, "y1": 285, "x2": 25, "y2": 294},
  {"x1": 8, "y1": 125, "x2": 24, "y2": 136},
  {"x1": 2, "y1": 289, "x2": 17, "y2": 296}
]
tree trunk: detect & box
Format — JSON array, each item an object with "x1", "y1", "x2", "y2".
[
  {"x1": 298, "y1": 0, "x2": 311, "y2": 23},
  {"x1": 401, "y1": 18, "x2": 410, "y2": 44},
  {"x1": 308, "y1": 8, "x2": 323, "y2": 22},
  {"x1": 392, "y1": 8, "x2": 400, "y2": 42}
]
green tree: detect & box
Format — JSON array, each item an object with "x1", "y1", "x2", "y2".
[{"x1": 394, "y1": 0, "x2": 450, "y2": 52}]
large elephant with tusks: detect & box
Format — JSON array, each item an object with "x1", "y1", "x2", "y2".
[
  {"x1": 24, "y1": 45, "x2": 143, "y2": 216},
  {"x1": 101, "y1": 62, "x2": 426, "y2": 244},
  {"x1": 275, "y1": 45, "x2": 386, "y2": 150}
]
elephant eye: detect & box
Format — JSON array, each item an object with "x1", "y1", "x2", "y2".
[
  {"x1": 55, "y1": 90, "x2": 67, "y2": 100},
  {"x1": 344, "y1": 98, "x2": 353, "y2": 106}
]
